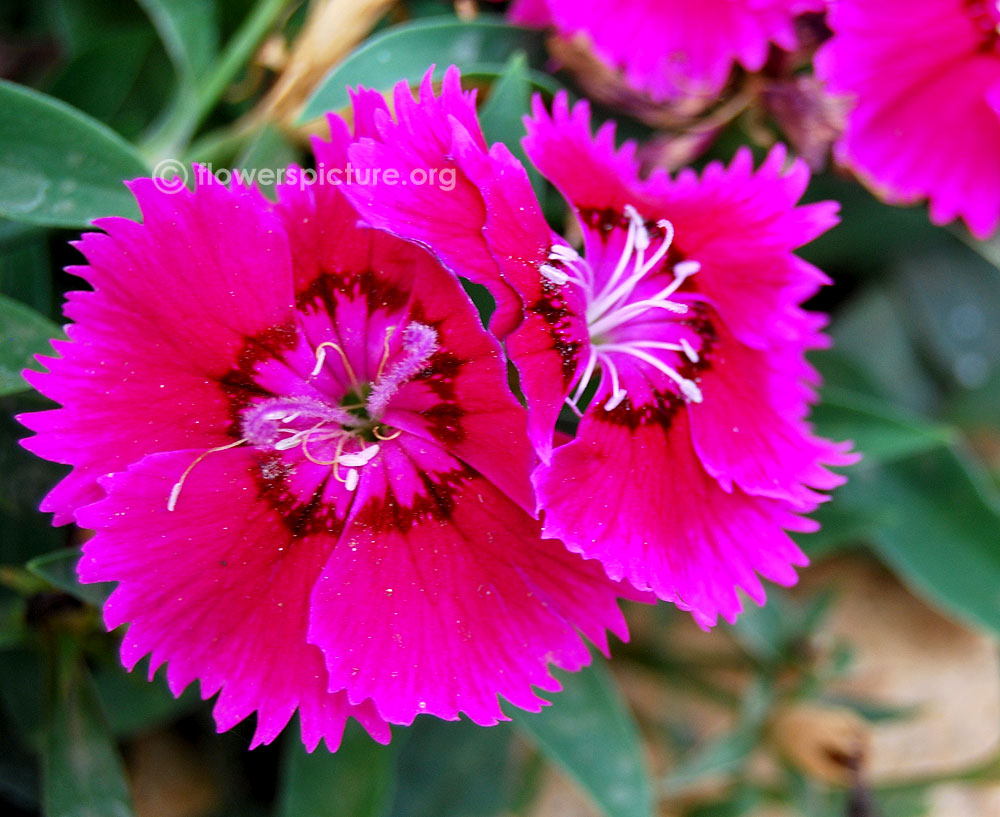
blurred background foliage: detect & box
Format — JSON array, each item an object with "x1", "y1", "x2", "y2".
[{"x1": 1, "y1": 1, "x2": 999, "y2": 817}]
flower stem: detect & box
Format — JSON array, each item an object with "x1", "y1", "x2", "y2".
[{"x1": 193, "y1": 0, "x2": 289, "y2": 130}]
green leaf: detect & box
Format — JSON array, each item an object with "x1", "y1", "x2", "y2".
[
  {"x1": 0, "y1": 394, "x2": 67, "y2": 563},
  {"x1": 0, "y1": 81, "x2": 147, "y2": 227},
  {"x1": 137, "y1": 0, "x2": 218, "y2": 147},
  {"x1": 865, "y1": 446, "x2": 1000, "y2": 636},
  {"x1": 301, "y1": 16, "x2": 550, "y2": 120},
  {"x1": 235, "y1": 124, "x2": 301, "y2": 197},
  {"x1": 830, "y1": 287, "x2": 939, "y2": 414},
  {"x1": 661, "y1": 681, "x2": 772, "y2": 796},
  {"x1": 1, "y1": 233, "x2": 53, "y2": 316},
  {"x1": 0, "y1": 293, "x2": 61, "y2": 396},
  {"x1": 26, "y1": 548, "x2": 112, "y2": 609},
  {"x1": 812, "y1": 388, "x2": 953, "y2": 465},
  {"x1": 43, "y1": 638, "x2": 136, "y2": 817},
  {"x1": 388, "y1": 718, "x2": 513, "y2": 817},
  {"x1": 0, "y1": 647, "x2": 46, "y2": 748},
  {"x1": 47, "y1": 28, "x2": 158, "y2": 130},
  {"x1": 92, "y1": 662, "x2": 200, "y2": 738},
  {"x1": 277, "y1": 720, "x2": 396, "y2": 817},
  {"x1": 511, "y1": 661, "x2": 653, "y2": 817},
  {"x1": 137, "y1": 0, "x2": 216, "y2": 82},
  {"x1": 478, "y1": 51, "x2": 545, "y2": 198}
]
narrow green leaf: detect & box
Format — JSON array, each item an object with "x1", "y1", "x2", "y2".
[
  {"x1": 277, "y1": 720, "x2": 396, "y2": 817},
  {"x1": 92, "y1": 662, "x2": 200, "y2": 738},
  {"x1": 388, "y1": 719, "x2": 512, "y2": 817},
  {"x1": 479, "y1": 51, "x2": 545, "y2": 198},
  {"x1": 43, "y1": 638, "x2": 136, "y2": 817},
  {"x1": 26, "y1": 548, "x2": 112, "y2": 609},
  {"x1": 662, "y1": 729, "x2": 757, "y2": 796},
  {"x1": 661, "y1": 681, "x2": 772, "y2": 796},
  {"x1": 137, "y1": 0, "x2": 216, "y2": 82},
  {"x1": 46, "y1": 28, "x2": 157, "y2": 130},
  {"x1": 301, "y1": 16, "x2": 550, "y2": 120},
  {"x1": 0, "y1": 81, "x2": 147, "y2": 227},
  {"x1": 0, "y1": 293, "x2": 61, "y2": 397},
  {"x1": 511, "y1": 661, "x2": 652, "y2": 817},
  {"x1": 136, "y1": 0, "x2": 218, "y2": 148},
  {"x1": 0, "y1": 394, "x2": 67, "y2": 563},
  {"x1": 866, "y1": 446, "x2": 1000, "y2": 635},
  {"x1": 812, "y1": 388, "x2": 953, "y2": 465}
]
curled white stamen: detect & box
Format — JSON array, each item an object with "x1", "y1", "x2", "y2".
[
  {"x1": 603, "y1": 345, "x2": 703, "y2": 403},
  {"x1": 601, "y1": 355, "x2": 628, "y2": 411},
  {"x1": 551, "y1": 204, "x2": 706, "y2": 417},
  {"x1": 168, "y1": 438, "x2": 247, "y2": 512},
  {"x1": 587, "y1": 217, "x2": 676, "y2": 324},
  {"x1": 311, "y1": 340, "x2": 358, "y2": 384}
]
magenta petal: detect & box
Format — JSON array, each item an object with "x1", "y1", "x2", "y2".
[
  {"x1": 75, "y1": 448, "x2": 390, "y2": 750},
  {"x1": 817, "y1": 0, "x2": 1000, "y2": 238},
  {"x1": 19, "y1": 175, "x2": 296, "y2": 524},
  {"x1": 342, "y1": 67, "x2": 553, "y2": 338},
  {"x1": 309, "y1": 437, "x2": 632, "y2": 725},
  {"x1": 537, "y1": 0, "x2": 822, "y2": 102},
  {"x1": 690, "y1": 324, "x2": 858, "y2": 506},
  {"x1": 374, "y1": 238, "x2": 538, "y2": 512},
  {"x1": 524, "y1": 93, "x2": 647, "y2": 219},
  {"x1": 535, "y1": 409, "x2": 811, "y2": 628}
]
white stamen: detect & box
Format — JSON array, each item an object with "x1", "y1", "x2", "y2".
[
  {"x1": 680, "y1": 337, "x2": 699, "y2": 363},
  {"x1": 310, "y1": 340, "x2": 358, "y2": 383},
  {"x1": 586, "y1": 217, "x2": 676, "y2": 323},
  {"x1": 603, "y1": 345, "x2": 703, "y2": 403},
  {"x1": 601, "y1": 355, "x2": 627, "y2": 411},
  {"x1": 540, "y1": 264, "x2": 569, "y2": 285},
  {"x1": 674, "y1": 260, "x2": 701, "y2": 277},
  {"x1": 549, "y1": 244, "x2": 581, "y2": 263},
  {"x1": 336, "y1": 443, "x2": 380, "y2": 468},
  {"x1": 168, "y1": 438, "x2": 247, "y2": 511},
  {"x1": 549, "y1": 204, "x2": 707, "y2": 417},
  {"x1": 344, "y1": 468, "x2": 360, "y2": 491},
  {"x1": 604, "y1": 389, "x2": 627, "y2": 411}
]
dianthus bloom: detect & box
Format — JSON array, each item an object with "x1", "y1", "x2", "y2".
[
  {"x1": 18, "y1": 110, "x2": 639, "y2": 748},
  {"x1": 341, "y1": 68, "x2": 856, "y2": 627},
  {"x1": 509, "y1": 0, "x2": 825, "y2": 103},
  {"x1": 816, "y1": 0, "x2": 1000, "y2": 238}
]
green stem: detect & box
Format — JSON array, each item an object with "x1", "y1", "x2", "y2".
[{"x1": 192, "y1": 0, "x2": 289, "y2": 131}]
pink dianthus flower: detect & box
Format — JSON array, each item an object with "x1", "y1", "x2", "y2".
[
  {"x1": 509, "y1": 0, "x2": 825, "y2": 103},
  {"x1": 340, "y1": 67, "x2": 857, "y2": 629},
  {"x1": 18, "y1": 108, "x2": 638, "y2": 749},
  {"x1": 816, "y1": 0, "x2": 1000, "y2": 238}
]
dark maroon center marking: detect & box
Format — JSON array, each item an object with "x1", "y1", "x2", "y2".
[
  {"x1": 527, "y1": 285, "x2": 585, "y2": 385},
  {"x1": 349, "y1": 464, "x2": 476, "y2": 535},
  {"x1": 213, "y1": 271, "x2": 471, "y2": 537}
]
